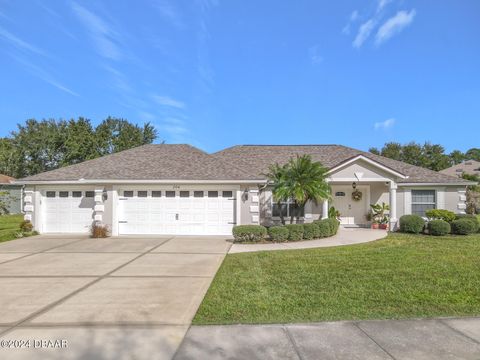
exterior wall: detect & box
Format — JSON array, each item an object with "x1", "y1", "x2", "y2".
[
  {"x1": 329, "y1": 160, "x2": 394, "y2": 181},
  {"x1": 369, "y1": 182, "x2": 389, "y2": 206},
  {"x1": 239, "y1": 185, "x2": 260, "y2": 226},
  {"x1": 103, "y1": 185, "x2": 114, "y2": 230},
  {"x1": 0, "y1": 185, "x2": 23, "y2": 214}
]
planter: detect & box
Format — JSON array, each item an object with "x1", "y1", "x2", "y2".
[
  {"x1": 371, "y1": 223, "x2": 379, "y2": 229},
  {"x1": 379, "y1": 223, "x2": 389, "y2": 230}
]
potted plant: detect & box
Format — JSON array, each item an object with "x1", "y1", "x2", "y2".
[
  {"x1": 379, "y1": 216, "x2": 389, "y2": 230},
  {"x1": 371, "y1": 219, "x2": 380, "y2": 229},
  {"x1": 370, "y1": 202, "x2": 390, "y2": 230}
]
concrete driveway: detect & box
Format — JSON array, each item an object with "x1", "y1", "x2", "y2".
[{"x1": 0, "y1": 234, "x2": 231, "y2": 360}]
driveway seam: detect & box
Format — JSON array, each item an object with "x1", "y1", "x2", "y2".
[
  {"x1": 283, "y1": 326, "x2": 305, "y2": 360},
  {"x1": 353, "y1": 322, "x2": 397, "y2": 360},
  {"x1": 0, "y1": 236, "x2": 176, "y2": 337},
  {"x1": 438, "y1": 319, "x2": 480, "y2": 345}
]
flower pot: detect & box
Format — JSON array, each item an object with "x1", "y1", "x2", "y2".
[
  {"x1": 379, "y1": 223, "x2": 388, "y2": 230},
  {"x1": 371, "y1": 223, "x2": 379, "y2": 229}
]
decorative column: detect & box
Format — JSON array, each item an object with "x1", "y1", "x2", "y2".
[
  {"x1": 94, "y1": 188, "x2": 105, "y2": 224},
  {"x1": 23, "y1": 188, "x2": 34, "y2": 223},
  {"x1": 249, "y1": 188, "x2": 260, "y2": 224},
  {"x1": 389, "y1": 182, "x2": 397, "y2": 231},
  {"x1": 322, "y1": 199, "x2": 329, "y2": 219}
]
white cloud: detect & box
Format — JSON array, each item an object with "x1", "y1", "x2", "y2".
[
  {"x1": 71, "y1": 2, "x2": 122, "y2": 60},
  {"x1": 342, "y1": 10, "x2": 359, "y2": 35},
  {"x1": 353, "y1": 19, "x2": 375, "y2": 48},
  {"x1": 350, "y1": 10, "x2": 359, "y2": 21},
  {"x1": 152, "y1": 95, "x2": 185, "y2": 109},
  {"x1": 374, "y1": 118, "x2": 395, "y2": 130},
  {"x1": 308, "y1": 45, "x2": 323, "y2": 65},
  {"x1": 0, "y1": 26, "x2": 46, "y2": 56},
  {"x1": 376, "y1": 0, "x2": 392, "y2": 13},
  {"x1": 375, "y1": 9, "x2": 416, "y2": 45}
]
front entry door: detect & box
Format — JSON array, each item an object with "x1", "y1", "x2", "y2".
[{"x1": 331, "y1": 186, "x2": 367, "y2": 226}]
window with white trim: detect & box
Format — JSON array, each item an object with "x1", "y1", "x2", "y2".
[
  {"x1": 272, "y1": 199, "x2": 305, "y2": 218},
  {"x1": 411, "y1": 190, "x2": 436, "y2": 216}
]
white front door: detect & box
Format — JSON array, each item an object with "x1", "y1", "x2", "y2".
[
  {"x1": 331, "y1": 186, "x2": 367, "y2": 225},
  {"x1": 43, "y1": 190, "x2": 95, "y2": 233},
  {"x1": 117, "y1": 189, "x2": 235, "y2": 235}
]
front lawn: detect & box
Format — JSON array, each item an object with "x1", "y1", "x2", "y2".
[
  {"x1": 0, "y1": 214, "x2": 24, "y2": 242},
  {"x1": 194, "y1": 233, "x2": 480, "y2": 324}
]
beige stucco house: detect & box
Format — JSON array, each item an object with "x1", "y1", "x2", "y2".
[{"x1": 16, "y1": 144, "x2": 473, "y2": 235}]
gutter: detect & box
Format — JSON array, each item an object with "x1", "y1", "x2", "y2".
[
  {"x1": 13, "y1": 179, "x2": 267, "y2": 185},
  {"x1": 398, "y1": 182, "x2": 477, "y2": 186}
]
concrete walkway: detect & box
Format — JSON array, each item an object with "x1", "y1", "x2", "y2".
[
  {"x1": 229, "y1": 227, "x2": 387, "y2": 254},
  {"x1": 175, "y1": 317, "x2": 480, "y2": 360}
]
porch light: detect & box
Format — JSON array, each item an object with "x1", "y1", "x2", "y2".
[
  {"x1": 242, "y1": 189, "x2": 249, "y2": 201},
  {"x1": 352, "y1": 182, "x2": 357, "y2": 189}
]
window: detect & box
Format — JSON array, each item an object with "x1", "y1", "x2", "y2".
[
  {"x1": 59, "y1": 191, "x2": 69, "y2": 198},
  {"x1": 335, "y1": 192, "x2": 346, "y2": 197},
  {"x1": 222, "y1": 191, "x2": 233, "y2": 198},
  {"x1": 411, "y1": 190, "x2": 436, "y2": 216},
  {"x1": 85, "y1": 191, "x2": 95, "y2": 198},
  {"x1": 46, "y1": 191, "x2": 56, "y2": 198},
  {"x1": 272, "y1": 200, "x2": 305, "y2": 218},
  {"x1": 208, "y1": 191, "x2": 218, "y2": 198},
  {"x1": 138, "y1": 191, "x2": 148, "y2": 197},
  {"x1": 152, "y1": 191, "x2": 162, "y2": 197},
  {"x1": 194, "y1": 191, "x2": 204, "y2": 198},
  {"x1": 180, "y1": 191, "x2": 190, "y2": 198},
  {"x1": 72, "y1": 191, "x2": 82, "y2": 198},
  {"x1": 166, "y1": 191, "x2": 175, "y2": 198},
  {"x1": 123, "y1": 191, "x2": 133, "y2": 198}
]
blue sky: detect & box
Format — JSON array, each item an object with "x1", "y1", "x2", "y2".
[{"x1": 0, "y1": 0, "x2": 479, "y2": 153}]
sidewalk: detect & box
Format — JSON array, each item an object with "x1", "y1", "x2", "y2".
[
  {"x1": 229, "y1": 227, "x2": 387, "y2": 254},
  {"x1": 174, "y1": 317, "x2": 480, "y2": 359}
]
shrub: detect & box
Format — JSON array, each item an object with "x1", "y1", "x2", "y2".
[
  {"x1": 451, "y1": 219, "x2": 477, "y2": 235},
  {"x1": 425, "y1": 209, "x2": 456, "y2": 223},
  {"x1": 314, "y1": 219, "x2": 336, "y2": 237},
  {"x1": 427, "y1": 219, "x2": 451, "y2": 236},
  {"x1": 90, "y1": 223, "x2": 110, "y2": 238},
  {"x1": 268, "y1": 226, "x2": 289, "y2": 242},
  {"x1": 454, "y1": 214, "x2": 479, "y2": 232},
  {"x1": 19, "y1": 220, "x2": 33, "y2": 232},
  {"x1": 285, "y1": 224, "x2": 304, "y2": 241},
  {"x1": 232, "y1": 225, "x2": 267, "y2": 242},
  {"x1": 325, "y1": 218, "x2": 340, "y2": 236},
  {"x1": 303, "y1": 223, "x2": 319, "y2": 240},
  {"x1": 399, "y1": 215, "x2": 425, "y2": 234}
]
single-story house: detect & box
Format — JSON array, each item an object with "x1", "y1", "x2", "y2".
[
  {"x1": 16, "y1": 144, "x2": 473, "y2": 236},
  {"x1": 440, "y1": 159, "x2": 480, "y2": 178},
  {"x1": 0, "y1": 174, "x2": 23, "y2": 214}
]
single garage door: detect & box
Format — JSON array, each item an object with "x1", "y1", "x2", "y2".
[
  {"x1": 43, "y1": 190, "x2": 95, "y2": 233},
  {"x1": 118, "y1": 189, "x2": 235, "y2": 235}
]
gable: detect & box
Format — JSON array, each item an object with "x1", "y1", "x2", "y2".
[{"x1": 328, "y1": 158, "x2": 400, "y2": 182}]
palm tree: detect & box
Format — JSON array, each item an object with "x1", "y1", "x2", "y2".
[{"x1": 265, "y1": 155, "x2": 331, "y2": 224}]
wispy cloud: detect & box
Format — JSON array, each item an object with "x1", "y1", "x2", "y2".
[
  {"x1": 375, "y1": 10, "x2": 416, "y2": 45},
  {"x1": 376, "y1": 0, "x2": 392, "y2": 13},
  {"x1": 103, "y1": 65, "x2": 131, "y2": 92},
  {"x1": 353, "y1": 19, "x2": 376, "y2": 48},
  {"x1": 153, "y1": 0, "x2": 185, "y2": 29},
  {"x1": 71, "y1": 2, "x2": 122, "y2": 60},
  {"x1": 374, "y1": 118, "x2": 395, "y2": 130},
  {"x1": 10, "y1": 55, "x2": 79, "y2": 96},
  {"x1": 0, "y1": 26, "x2": 46, "y2": 56},
  {"x1": 342, "y1": 10, "x2": 359, "y2": 35},
  {"x1": 308, "y1": 45, "x2": 323, "y2": 65},
  {"x1": 152, "y1": 95, "x2": 185, "y2": 109}
]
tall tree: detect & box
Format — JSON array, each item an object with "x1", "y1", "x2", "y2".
[
  {"x1": 450, "y1": 150, "x2": 466, "y2": 165},
  {"x1": 379, "y1": 142, "x2": 403, "y2": 161},
  {"x1": 465, "y1": 148, "x2": 480, "y2": 162},
  {"x1": 0, "y1": 138, "x2": 17, "y2": 177}
]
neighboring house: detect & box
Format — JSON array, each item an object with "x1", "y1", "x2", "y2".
[
  {"x1": 440, "y1": 160, "x2": 480, "y2": 178},
  {"x1": 0, "y1": 174, "x2": 23, "y2": 214},
  {"x1": 16, "y1": 144, "x2": 473, "y2": 235}
]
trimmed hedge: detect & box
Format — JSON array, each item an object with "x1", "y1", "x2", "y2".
[
  {"x1": 232, "y1": 225, "x2": 267, "y2": 242},
  {"x1": 303, "y1": 223, "x2": 319, "y2": 240},
  {"x1": 268, "y1": 226, "x2": 289, "y2": 242},
  {"x1": 285, "y1": 224, "x2": 304, "y2": 241},
  {"x1": 425, "y1": 209, "x2": 456, "y2": 223},
  {"x1": 455, "y1": 214, "x2": 479, "y2": 232},
  {"x1": 451, "y1": 219, "x2": 477, "y2": 235},
  {"x1": 399, "y1": 215, "x2": 425, "y2": 234},
  {"x1": 315, "y1": 220, "x2": 331, "y2": 237},
  {"x1": 427, "y1": 219, "x2": 451, "y2": 236},
  {"x1": 325, "y1": 218, "x2": 340, "y2": 235}
]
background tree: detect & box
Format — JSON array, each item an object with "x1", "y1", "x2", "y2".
[
  {"x1": 465, "y1": 148, "x2": 480, "y2": 162},
  {"x1": 449, "y1": 150, "x2": 466, "y2": 165}
]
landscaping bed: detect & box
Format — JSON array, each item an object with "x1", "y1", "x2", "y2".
[
  {"x1": 0, "y1": 215, "x2": 37, "y2": 243},
  {"x1": 194, "y1": 232, "x2": 480, "y2": 325}
]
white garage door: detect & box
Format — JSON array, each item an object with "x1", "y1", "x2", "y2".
[
  {"x1": 43, "y1": 190, "x2": 95, "y2": 233},
  {"x1": 118, "y1": 189, "x2": 235, "y2": 235}
]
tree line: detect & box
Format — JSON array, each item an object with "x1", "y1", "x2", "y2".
[
  {"x1": 0, "y1": 117, "x2": 158, "y2": 178},
  {"x1": 369, "y1": 142, "x2": 480, "y2": 172}
]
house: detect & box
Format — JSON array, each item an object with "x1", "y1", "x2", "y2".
[
  {"x1": 0, "y1": 174, "x2": 23, "y2": 214},
  {"x1": 440, "y1": 160, "x2": 480, "y2": 178},
  {"x1": 16, "y1": 144, "x2": 473, "y2": 236}
]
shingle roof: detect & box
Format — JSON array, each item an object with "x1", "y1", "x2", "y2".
[
  {"x1": 0, "y1": 174, "x2": 15, "y2": 184},
  {"x1": 212, "y1": 145, "x2": 469, "y2": 184},
  {"x1": 20, "y1": 144, "x2": 255, "y2": 181},
  {"x1": 439, "y1": 160, "x2": 480, "y2": 178}
]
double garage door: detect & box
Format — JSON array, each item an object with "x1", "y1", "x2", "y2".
[{"x1": 118, "y1": 189, "x2": 235, "y2": 235}]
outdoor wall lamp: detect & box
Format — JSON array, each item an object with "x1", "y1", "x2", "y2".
[
  {"x1": 352, "y1": 182, "x2": 357, "y2": 189},
  {"x1": 242, "y1": 189, "x2": 249, "y2": 201}
]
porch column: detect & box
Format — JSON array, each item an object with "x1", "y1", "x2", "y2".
[
  {"x1": 322, "y1": 199, "x2": 329, "y2": 219},
  {"x1": 389, "y1": 182, "x2": 397, "y2": 231}
]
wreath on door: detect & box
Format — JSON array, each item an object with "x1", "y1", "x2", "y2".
[{"x1": 352, "y1": 190, "x2": 363, "y2": 201}]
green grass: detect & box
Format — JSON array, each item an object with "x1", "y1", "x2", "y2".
[
  {"x1": 0, "y1": 214, "x2": 24, "y2": 242},
  {"x1": 194, "y1": 233, "x2": 480, "y2": 325}
]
